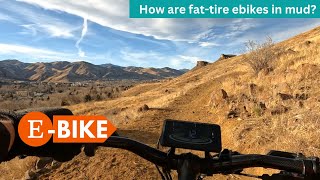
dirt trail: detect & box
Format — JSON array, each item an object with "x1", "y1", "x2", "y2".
[
  {"x1": 35, "y1": 57, "x2": 254, "y2": 180},
  {"x1": 1, "y1": 26, "x2": 319, "y2": 180}
]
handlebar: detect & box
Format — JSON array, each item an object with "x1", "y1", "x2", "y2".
[
  {"x1": 100, "y1": 136, "x2": 320, "y2": 179},
  {"x1": 101, "y1": 136, "x2": 173, "y2": 168},
  {"x1": 6, "y1": 107, "x2": 318, "y2": 179}
]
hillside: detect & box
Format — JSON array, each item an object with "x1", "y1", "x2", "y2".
[
  {"x1": 0, "y1": 26, "x2": 319, "y2": 179},
  {"x1": 0, "y1": 60, "x2": 186, "y2": 82}
]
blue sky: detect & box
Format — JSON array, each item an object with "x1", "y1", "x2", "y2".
[{"x1": 0, "y1": 0, "x2": 319, "y2": 69}]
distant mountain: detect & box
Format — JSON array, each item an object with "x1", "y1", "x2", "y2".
[
  {"x1": 179, "y1": 69, "x2": 189, "y2": 73},
  {"x1": 0, "y1": 60, "x2": 188, "y2": 82}
]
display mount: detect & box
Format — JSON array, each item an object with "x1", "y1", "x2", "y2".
[{"x1": 159, "y1": 119, "x2": 222, "y2": 153}]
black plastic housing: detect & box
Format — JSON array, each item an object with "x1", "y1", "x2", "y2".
[{"x1": 160, "y1": 119, "x2": 222, "y2": 152}]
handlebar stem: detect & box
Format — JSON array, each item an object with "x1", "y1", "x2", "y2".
[{"x1": 177, "y1": 153, "x2": 201, "y2": 180}]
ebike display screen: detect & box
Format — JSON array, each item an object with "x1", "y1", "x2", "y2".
[{"x1": 160, "y1": 119, "x2": 222, "y2": 152}]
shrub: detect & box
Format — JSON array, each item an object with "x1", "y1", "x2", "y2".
[
  {"x1": 96, "y1": 94, "x2": 102, "y2": 101},
  {"x1": 253, "y1": 105, "x2": 263, "y2": 117},
  {"x1": 244, "y1": 37, "x2": 278, "y2": 74},
  {"x1": 84, "y1": 94, "x2": 92, "y2": 102}
]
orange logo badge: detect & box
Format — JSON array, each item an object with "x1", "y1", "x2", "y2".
[{"x1": 18, "y1": 112, "x2": 117, "y2": 147}]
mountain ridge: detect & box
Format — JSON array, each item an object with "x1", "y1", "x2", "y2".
[{"x1": 0, "y1": 60, "x2": 187, "y2": 82}]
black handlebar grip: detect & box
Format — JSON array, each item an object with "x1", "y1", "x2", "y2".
[
  {"x1": 4, "y1": 107, "x2": 83, "y2": 162},
  {"x1": 0, "y1": 118, "x2": 11, "y2": 162},
  {"x1": 0, "y1": 110, "x2": 21, "y2": 162}
]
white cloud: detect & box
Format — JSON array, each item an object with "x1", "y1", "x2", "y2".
[
  {"x1": 20, "y1": 23, "x2": 75, "y2": 38},
  {"x1": 0, "y1": 43, "x2": 72, "y2": 60},
  {"x1": 16, "y1": 1, "x2": 320, "y2": 60},
  {"x1": 199, "y1": 42, "x2": 219, "y2": 47},
  {"x1": 20, "y1": 24, "x2": 37, "y2": 36},
  {"x1": 4, "y1": 1, "x2": 78, "y2": 38},
  {"x1": 76, "y1": 18, "x2": 88, "y2": 57},
  {"x1": 120, "y1": 49, "x2": 158, "y2": 67},
  {"x1": 0, "y1": 43, "x2": 60, "y2": 54},
  {"x1": 17, "y1": 0, "x2": 252, "y2": 42},
  {"x1": 0, "y1": 12, "x2": 16, "y2": 22},
  {"x1": 178, "y1": 55, "x2": 203, "y2": 63},
  {"x1": 271, "y1": 21, "x2": 320, "y2": 42},
  {"x1": 119, "y1": 48, "x2": 207, "y2": 69},
  {"x1": 0, "y1": 43, "x2": 95, "y2": 63},
  {"x1": 40, "y1": 24, "x2": 75, "y2": 38}
]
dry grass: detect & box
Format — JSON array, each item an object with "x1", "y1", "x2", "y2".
[
  {"x1": 1, "y1": 26, "x2": 320, "y2": 179},
  {"x1": 244, "y1": 37, "x2": 281, "y2": 74}
]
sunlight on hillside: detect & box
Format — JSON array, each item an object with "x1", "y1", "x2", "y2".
[{"x1": 1, "y1": 26, "x2": 319, "y2": 180}]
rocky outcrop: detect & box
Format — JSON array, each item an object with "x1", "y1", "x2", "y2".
[
  {"x1": 209, "y1": 89, "x2": 229, "y2": 108},
  {"x1": 270, "y1": 105, "x2": 289, "y2": 115},
  {"x1": 277, "y1": 93, "x2": 293, "y2": 100},
  {"x1": 219, "y1": 54, "x2": 237, "y2": 60},
  {"x1": 138, "y1": 104, "x2": 150, "y2": 112},
  {"x1": 195, "y1": 61, "x2": 209, "y2": 68}
]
